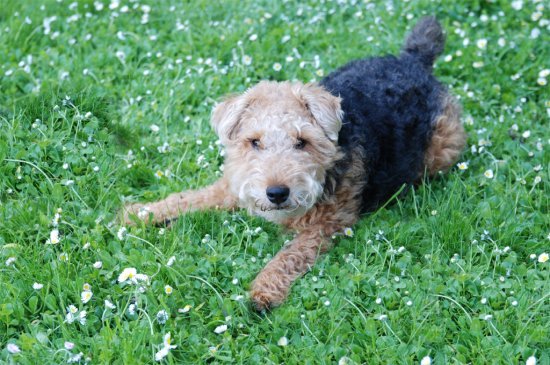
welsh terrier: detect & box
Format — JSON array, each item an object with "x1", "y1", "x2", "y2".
[{"x1": 123, "y1": 17, "x2": 466, "y2": 311}]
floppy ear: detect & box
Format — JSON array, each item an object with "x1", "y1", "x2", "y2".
[
  {"x1": 210, "y1": 94, "x2": 248, "y2": 143},
  {"x1": 293, "y1": 83, "x2": 343, "y2": 142}
]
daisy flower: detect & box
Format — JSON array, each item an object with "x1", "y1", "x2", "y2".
[
  {"x1": 7, "y1": 343, "x2": 21, "y2": 354},
  {"x1": 65, "y1": 305, "x2": 80, "y2": 324},
  {"x1": 178, "y1": 304, "x2": 192, "y2": 313},
  {"x1": 154, "y1": 333, "x2": 177, "y2": 362},
  {"x1": 155, "y1": 346, "x2": 170, "y2": 362},
  {"x1": 105, "y1": 299, "x2": 116, "y2": 309},
  {"x1": 67, "y1": 352, "x2": 83, "y2": 364},
  {"x1": 117, "y1": 227, "x2": 127, "y2": 240},
  {"x1": 118, "y1": 267, "x2": 137, "y2": 283},
  {"x1": 46, "y1": 229, "x2": 60, "y2": 244},
  {"x1": 164, "y1": 285, "x2": 173, "y2": 295},
  {"x1": 5, "y1": 257, "x2": 16, "y2": 266},
  {"x1": 214, "y1": 324, "x2": 227, "y2": 334},
  {"x1": 163, "y1": 332, "x2": 177, "y2": 349},
  {"x1": 484, "y1": 169, "x2": 494, "y2": 179},
  {"x1": 81, "y1": 290, "x2": 93, "y2": 304},
  {"x1": 457, "y1": 162, "x2": 468, "y2": 170},
  {"x1": 242, "y1": 55, "x2": 252, "y2": 66},
  {"x1": 538, "y1": 253, "x2": 549, "y2": 263},
  {"x1": 526, "y1": 356, "x2": 536, "y2": 365},
  {"x1": 277, "y1": 336, "x2": 289, "y2": 346},
  {"x1": 476, "y1": 39, "x2": 487, "y2": 49},
  {"x1": 273, "y1": 62, "x2": 282, "y2": 72},
  {"x1": 343, "y1": 227, "x2": 354, "y2": 237},
  {"x1": 166, "y1": 256, "x2": 176, "y2": 267},
  {"x1": 32, "y1": 282, "x2": 43, "y2": 290},
  {"x1": 157, "y1": 310, "x2": 169, "y2": 324},
  {"x1": 78, "y1": 311, "x2": 87, "y2": 325},
  {"x1": 421, "y1": 356, "x2": 432, "y2": 365}
]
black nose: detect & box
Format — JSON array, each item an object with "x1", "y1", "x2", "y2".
[{"x1": 266, "y1": 185, "x2": 290, "y2": 204}]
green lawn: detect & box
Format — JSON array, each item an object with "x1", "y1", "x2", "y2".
[{"x1": 0, "y1": 0, "x2": 548, "y2": 364}]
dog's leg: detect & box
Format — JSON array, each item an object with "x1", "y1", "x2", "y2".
[
  {"x1": 123, "y1": 178, "x2": 236, "y2": 225},
  {"x1": 250, "y1": 226, "x2": 336, "y2": 311}
]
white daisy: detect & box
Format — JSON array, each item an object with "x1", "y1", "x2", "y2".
[
  {"x1": 117, "y1": 227, "x2": 127, "y2": 240},
  {"x1": 178, "y1": 305, "x2": 192, "y2": 313},
  {"x1": 118, "y1": 268, "x2": 137, "y2": 283},
  {"x1": 164, "y1": 285, "x2": 173, "y2": 295},
  {"x1": 277, "y1": 336, "x2": 289, "y2": 346},
  {"x1": 242, "y1": 55, "x2": 252, "y2": 66},
  {"x1": 46, "y1": 229, "x2": 60, "y2": 244},
  {"x1": 476, "y1": 38, "x2": 487, "y2": 49},
  {"x1": 7, "y1": 343, "x2": 21, "y2": 354},
  {"x1": 421, "y1": 356, "x2": 431, "y2": 365},
  {"x1": 81, "y1": 290, "x2": 93, "y2": 304},
  {"x1": 457, "y1": 162, "x2": 469, "y2": 170},
  {"x1": 214, "y1": 324, "x2": 228, "y2": 334},
  {"x1": 78, "y1": 310, "x2": 87, "y2": 325},
  {"x1": 343, "y1": 227, "x2": 354, "y2": 237}
]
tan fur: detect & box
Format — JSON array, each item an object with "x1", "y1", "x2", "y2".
[
  {"x1": 123, "y1": 179, "x2": 236, "y2": 224},
  {"x1": 424, "y1": 94, "x2": 467, "y2": 175}
]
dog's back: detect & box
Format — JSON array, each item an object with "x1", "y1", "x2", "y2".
[{"x1": 321, "y1": 17, "x2": 466, "y2": 212}]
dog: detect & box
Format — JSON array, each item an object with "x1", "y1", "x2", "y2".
[{"x1": 123, "y1": 17, "x2": 466, "y2": 312}]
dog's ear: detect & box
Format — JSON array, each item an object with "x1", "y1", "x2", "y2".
[
  {"x1": 211, "y1": 94, "x2": 248, "y2": 143},
  {"x1": 293, "y1": 83, "x2": 343, "y2": 142}
]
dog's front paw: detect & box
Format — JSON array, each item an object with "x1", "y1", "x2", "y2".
[
  {"x1": 250, "y1": 278, "x2": 287, "y2": 313},
  {"x1": 121, "y1": 203, "x2": 150, "y2": 225}
]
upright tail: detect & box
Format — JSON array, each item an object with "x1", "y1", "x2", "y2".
[{"x1": 402, "y1": 17, "x2": 445, "y2": 68}]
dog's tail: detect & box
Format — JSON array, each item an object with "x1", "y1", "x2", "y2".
[{"x1": 402, "y1": 17, "x2": 445, "y2": 68}]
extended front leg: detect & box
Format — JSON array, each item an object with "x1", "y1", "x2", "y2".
[
  {"x1": 250, "y1": 227, "x2": 337, "y2": 312},
  {"x1": 123, "y1": 178, "x2": 236, "y2": 225}
]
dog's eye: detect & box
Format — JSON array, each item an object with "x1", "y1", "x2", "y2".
[
  {"x1": 250, "y1": 139, "x2": 261, "y2": 149},
  {"x1": 294, "y1": 138, "x2": 307, "y2": 150}
]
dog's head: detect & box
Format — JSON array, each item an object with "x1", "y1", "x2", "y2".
[{"x1": 211, "y1": 81, "x2": 343, "y2": 222}]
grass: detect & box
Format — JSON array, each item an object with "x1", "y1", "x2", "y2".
[{"x1": 0, "y1": 0, "x2": 548, "y2": 363}]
